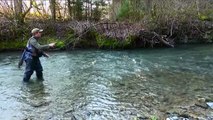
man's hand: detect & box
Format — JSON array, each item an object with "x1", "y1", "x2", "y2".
[
  {"x1": 18, "y1": 60, "x2": 23, "y2": 68},
  {"x1": 49, "y1": 43, "x2": 56, "y2": 48},
  {"x1": 43, "y1": 52, "x2": 50, "y2": 58}
]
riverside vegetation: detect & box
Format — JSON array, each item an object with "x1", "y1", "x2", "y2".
[{"x1": 0, "y1": 0, "x2": 212, "y2": 51}]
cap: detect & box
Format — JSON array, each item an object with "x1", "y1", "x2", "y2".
[{"x1": 31, "y1": 28, "x2": 43, "y2": 34}]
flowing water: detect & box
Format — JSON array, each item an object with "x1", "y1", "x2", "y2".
[{"x1": 0, "y1": 45, "x2": 213, "y2": 120}]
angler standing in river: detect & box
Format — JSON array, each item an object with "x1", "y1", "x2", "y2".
[{"x1": 19, "y1": 28, "x2": 55, "y2": 82}]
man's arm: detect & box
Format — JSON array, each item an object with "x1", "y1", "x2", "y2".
[{"x1": 29, "y1": 38, "x2": 50, "y2": 50}]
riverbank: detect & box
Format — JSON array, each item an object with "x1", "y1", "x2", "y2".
[
  {"x1": 0, "y1": 37, "x2": 212, "y2": 52},
  {"x1": 0, "y1": 39, "x2": 212, "y2": 52},
  {"x1": 0, "y1": 20, "x2": 212, "y2": 51},
  {"x1": 1, "y1": 0, "x2": 213, "y2": 51}
]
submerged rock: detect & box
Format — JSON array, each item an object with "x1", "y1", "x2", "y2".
[{"x1": 30, "y1": 101, "x2": 51, "y2": 107}]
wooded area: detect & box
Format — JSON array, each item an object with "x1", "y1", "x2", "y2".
[{"x1": 0, "y1": 0, "x2": 212, "y2": 50}]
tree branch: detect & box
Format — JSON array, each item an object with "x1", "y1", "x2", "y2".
[
  {"x1": 169, "y1": 19, "x2": 175, "y2": 37},
  {"x1": 22, "y1": 0, "x2": 33, "y2": 18}
]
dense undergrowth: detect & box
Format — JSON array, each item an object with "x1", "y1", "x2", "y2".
[{"x1": 0, "y1": 0, "x2": 212, "y2": 51}]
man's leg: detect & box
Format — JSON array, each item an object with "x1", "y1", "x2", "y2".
[
  {"x1": 23, "y1": 59, "x2": 34, "y2": 82},
  {"x1": 36, "y1": 70, "x2": 43, "y2": 80},
  {"x1": 35, "y1": 59, "x2": 44, "y2": 80}
]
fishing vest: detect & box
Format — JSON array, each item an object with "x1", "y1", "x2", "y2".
[{"x1": 23, "y1": 37, "x2": 38, "y2": 60}]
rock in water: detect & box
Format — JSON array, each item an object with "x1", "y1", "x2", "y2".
[
  {"x1": 206, "y1": 102, "x2": 213, "y2": 109},
  {"x1": 166, "y1": 116, "x2": 178, "y2": 120}
]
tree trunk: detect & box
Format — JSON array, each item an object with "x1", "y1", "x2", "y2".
[
  {"x1": 14, "y1": 0, "x2": 23, "y2": 25},
  {"x1": 90, "y1": 0, "x2": 92, "y2": 20},
  {"x1": 49, "y1": 0, "x2": 56, "y2": 21},
  {"x1": 67, "y1": 0, "x2": 72, "y2": 19},
  {"x1": 85, "y1": 0, "x2": 88, "y2": 20}
]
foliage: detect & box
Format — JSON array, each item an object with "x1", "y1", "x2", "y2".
[
  {"x1": 0, "y1": 40, "x2": 27, "y2": 51},
  {"x1": 92, "y1": 1, "x2": 102, "y2": 21},
  {"x1": 116, "y1": 0, "x2": 145, "y2": 21},
  {"x1": 96, "y1": 34, "x2": 135, "y2": 49},
  {"x1": 55, "y1": 41, "x2": 65, "y2": 48},
  {"x1": 116, "y1": 0, "x2": 131, "y2": 21},
  {"x1": 150, "y1": 116, "x2": 158, "y2": 120}
]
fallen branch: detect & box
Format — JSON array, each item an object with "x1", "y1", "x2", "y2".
[{"x1": 153, "y1": 32, "x2": 174, "y2": 48}]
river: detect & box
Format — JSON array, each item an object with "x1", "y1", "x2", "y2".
[{"x1": 0, "y1": 45, "x2": 213, "y2": 120}]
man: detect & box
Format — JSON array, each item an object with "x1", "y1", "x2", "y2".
[{"x1": 22, "y1": 28, "x2": 55, "y2": 82}]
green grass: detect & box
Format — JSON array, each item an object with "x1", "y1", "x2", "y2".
[{"x1": 0, "y1": 40, "x2": 27, "y2": 51}]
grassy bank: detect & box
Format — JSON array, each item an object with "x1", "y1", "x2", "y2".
[
  {"x1": 0, "y1": 36, "x2": 66, "y2": 51},
  {"x1": 0, "y1": 40, "x2": 27, "y2": 51}
]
